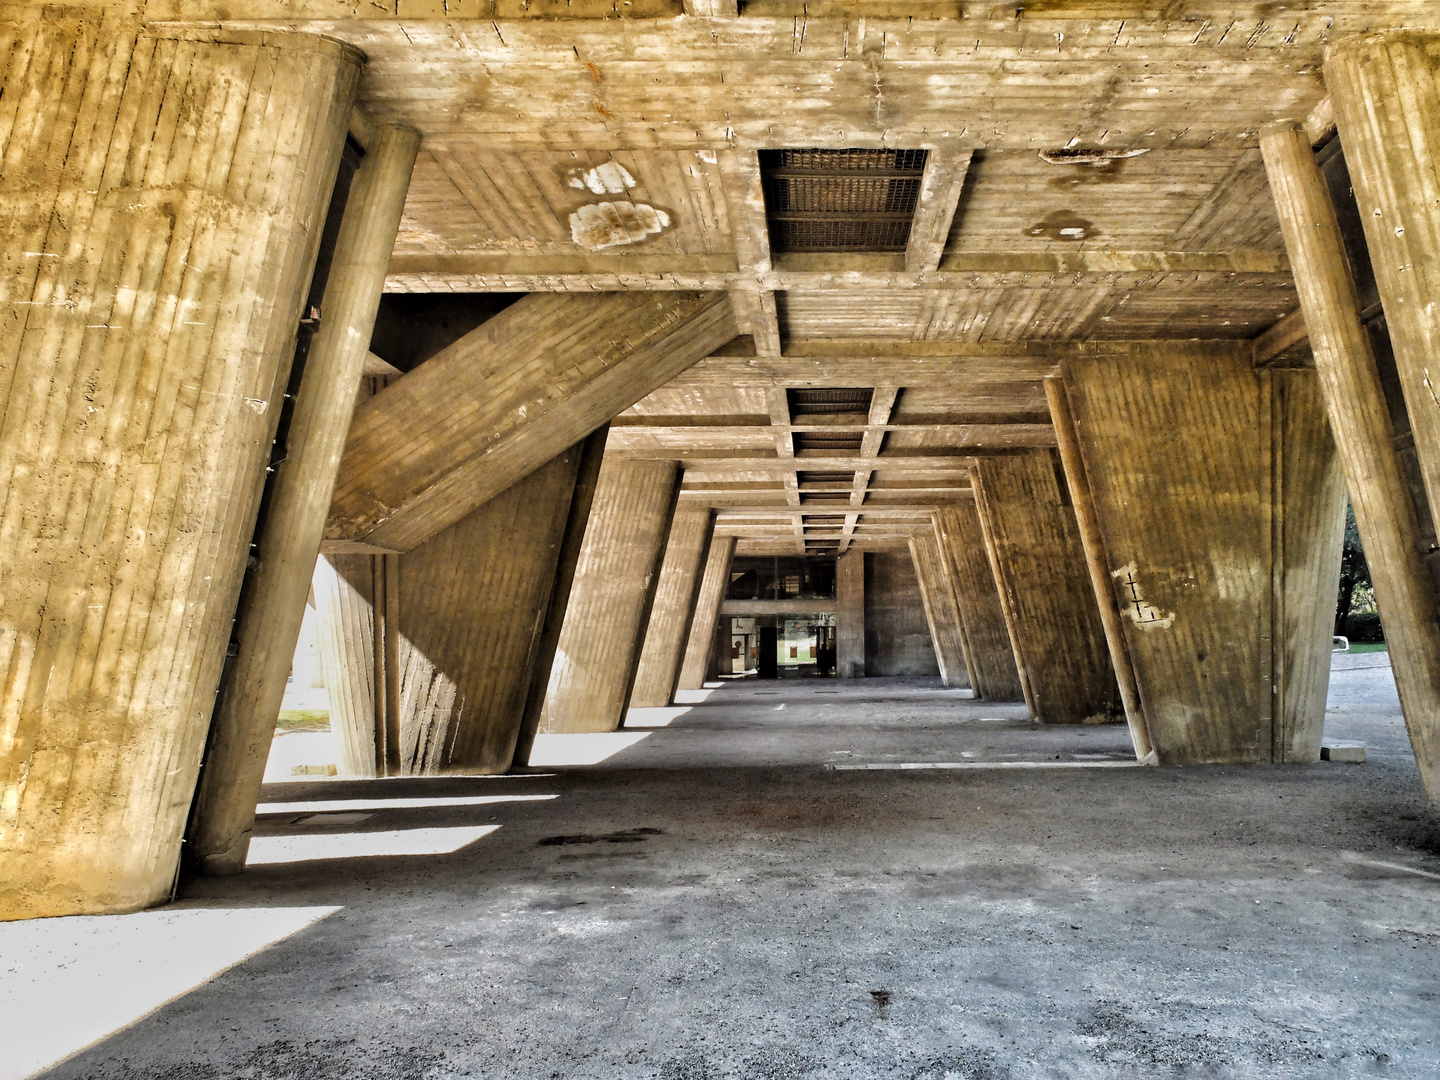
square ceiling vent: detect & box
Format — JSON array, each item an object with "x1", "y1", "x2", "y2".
[
  {"x1": 760, "y1": 149, "x2": 928, "y2": 253},
  {"x1": 787, "y1": 387, "x2": 874, "y2": 417},
  {"x1": 793, "y1": 431, "x2": 865, "y2": 455}
]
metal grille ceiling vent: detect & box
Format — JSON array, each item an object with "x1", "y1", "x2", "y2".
[
  {"x1": 797, "y1": 470, "x2": 856, "y2": 487},
  {"x1": 787, "y1": 387, "x2": 874, "y2": 416},
  {"x1": 793, "y1": 431, "x2": 865, "y2": 454},
  {"x1": 761, "y1": 149, "x2": 928, "y2": 252}
]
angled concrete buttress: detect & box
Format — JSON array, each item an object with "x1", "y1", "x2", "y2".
[
  {"x1": 0, "y1": 23, "x2": 359, "y2": 918},
  {"x1": 632, "y1": 505, "x2": 715, "y2": 708},
  {"x1": 909, "y1": 530, "x2": 971, "y2": 689},
  {"x1": 677, "y1": 534, "x2": 737, "y2": 691},
  {"x1": 970, "y1": 451, "x2": 1123, "y2": 724},
  {"x1": 540, "y1": 457, "x2": 683, "y2": 733},
  {"x1": 325, "y1": 292, "x2": 738, "y2": 552},
  {"x1": 1327, "y1": 34, "x2": 1440, "y2": 543},
  {"x1": 1264, "y1": 113, "x2": 1440, "y2": 801},
  {"x1": 313, "y1": 447, "x2": 590, "y2": 776},
  {"x1": 1320, "y1": 34, "x2": 1440, "y2": 801},
  {"x1": 1060, "y1": 343, "x2": 1346, "y2": 765},
  {"x1": 933, "y1": 503, "x2": 1024, "y2": 703},
  {"x1": 188, "y1": 123, "x2": 421, "y2": 875}
]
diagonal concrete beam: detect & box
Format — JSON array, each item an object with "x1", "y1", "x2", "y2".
[
  {"x1": 325, "y1": 291, "x2": 738, "y2": 551},
  {"x1": 907, "y1": 147, "x2": 973, "y2": 273}
]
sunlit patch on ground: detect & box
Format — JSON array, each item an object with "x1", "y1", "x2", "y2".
[
  {"x1": 0, "y1": 905, "x2": 338, "y2": 1080},
  {"x1": 527, "y1": 732, "x2": 651, "y2": 766},
  {"x1": 255, "y1": 793, "x2": 556, "y2": 815},
  {"x1": 245, "y1": 825, "x2": 500, "y2": 866},
  {"x1": 623, "y1": 706, "x2": 692, "y2": 728}
]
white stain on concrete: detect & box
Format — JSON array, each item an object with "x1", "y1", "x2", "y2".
[
  {"x1": 567, "y1": 161, "x2": 635, "y2": 194},
  {"x1": 565, "y1": 160, "x2": 672, "y2": 250},
  {"x1": 570, "y1": 201, "x2": 671, "y2": 251},
  {"x1": 1111, "y1": 561, "x2": 1176, "y2": 630}
]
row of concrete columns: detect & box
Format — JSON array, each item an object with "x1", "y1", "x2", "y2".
[{"x1": 7, "y1": 22, "x2": 1440, "y2": 919}]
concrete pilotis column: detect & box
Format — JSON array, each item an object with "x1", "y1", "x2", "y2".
[
  {"x1": 1327, "y1": 34, "x2": 1440, "y2": 522},
  {"x1": 909, "y1": 531, "x2": 970, "y2": 689},
  {"x1": 1061, "y1": 342, "x2": 1345, "y2": 764},
  {"x1": 836, "y1": 549, "x2": 866, "y2": 678},
  {"x1": 632, "y1": 505, "x2": 715, "y2": 708},
  {"x1": 934, "y1": 503, "x2": 1023, "y2": 702},
  {"x1": 1263, "y1": 120, "x2": 1440, "y2": 797},
  {"x1": 970, "y1": 451, "x2": 1121, "y2": 724},
  {"x1": 677, "y1": 533, "x2": 736, "y2": 691},
  {"x1": 189, "y1": 124, "x2": 421, "y2": 875},
  {"x1": 540, "y1": 458, "x2": 681, "y2": 733},
  {"x1": 0, "y1": 24, "x2": 360, "y2": 918}
]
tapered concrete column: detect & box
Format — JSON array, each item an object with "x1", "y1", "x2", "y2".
[
  {"x1": 836, "y1": 549, "x2": 866, "y2": 678},
  {"x1": 910, "y1": 531, "x2": 971, "y2": 689},
  {"x1": 1263, "y1": 120, "x2": 1440, "y2": 796},
  {"x1": 189, "y1": 124, "x2": 420, "y2": 875},
  {"x1": 1062, "y1": 342, "x2": 1346, "y2": 764},
  {"x1": 1327, "y1": 35, "x2": 1440, "y2": 524},
  {"x1": 677, "y1": 534, "x2": 736, "y2": 691},
  {"x1": 401, "y1": 450, "x2": 585, "y2": 773},
  {"x1": 313, "y1": 451, "x2": 586, "y2": 776},
  {"x1": 0, "y1": 24, "x2": 359, "y2": 918},
  {"x1": 934, "y1": 503, "x2": 1024, "y2": 702},
  {"x1": 514, "y1": 426, "x2": 609, "y2": 766},
  {"x1": 541, "y1": 459, "x2": 681, "y2": 733},
  {"x1": 632, "y1": 506, "x2": 715, "y2": 708},
  {"x1": 970, "y1": 451, "x2": 1121, "y2": 724}
]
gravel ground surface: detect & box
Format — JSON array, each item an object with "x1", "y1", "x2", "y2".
[{"x1": 30, "y1": 663, "x2": 1440, "y2": 1080}]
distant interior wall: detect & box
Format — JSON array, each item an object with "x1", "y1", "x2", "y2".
[{"x1": 864, "y1": 552, "x2": 940, "y2": 677}]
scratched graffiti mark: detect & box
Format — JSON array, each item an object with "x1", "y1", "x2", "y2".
[{"x1": 1111, "y1": 561, "x2": 1176, "y2": 630}]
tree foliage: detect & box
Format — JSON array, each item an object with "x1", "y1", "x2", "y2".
[{"x1": 1335, "y1": 502, "x2": 1373, "y2": 636}]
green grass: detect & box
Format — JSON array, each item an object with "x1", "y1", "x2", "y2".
[
  {"x1": 276, "y1": 709, "x2": 330, "y2": 732},
  {"x1": 1344, "y1": 642, "x2": 1387, "y2": 654}
]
